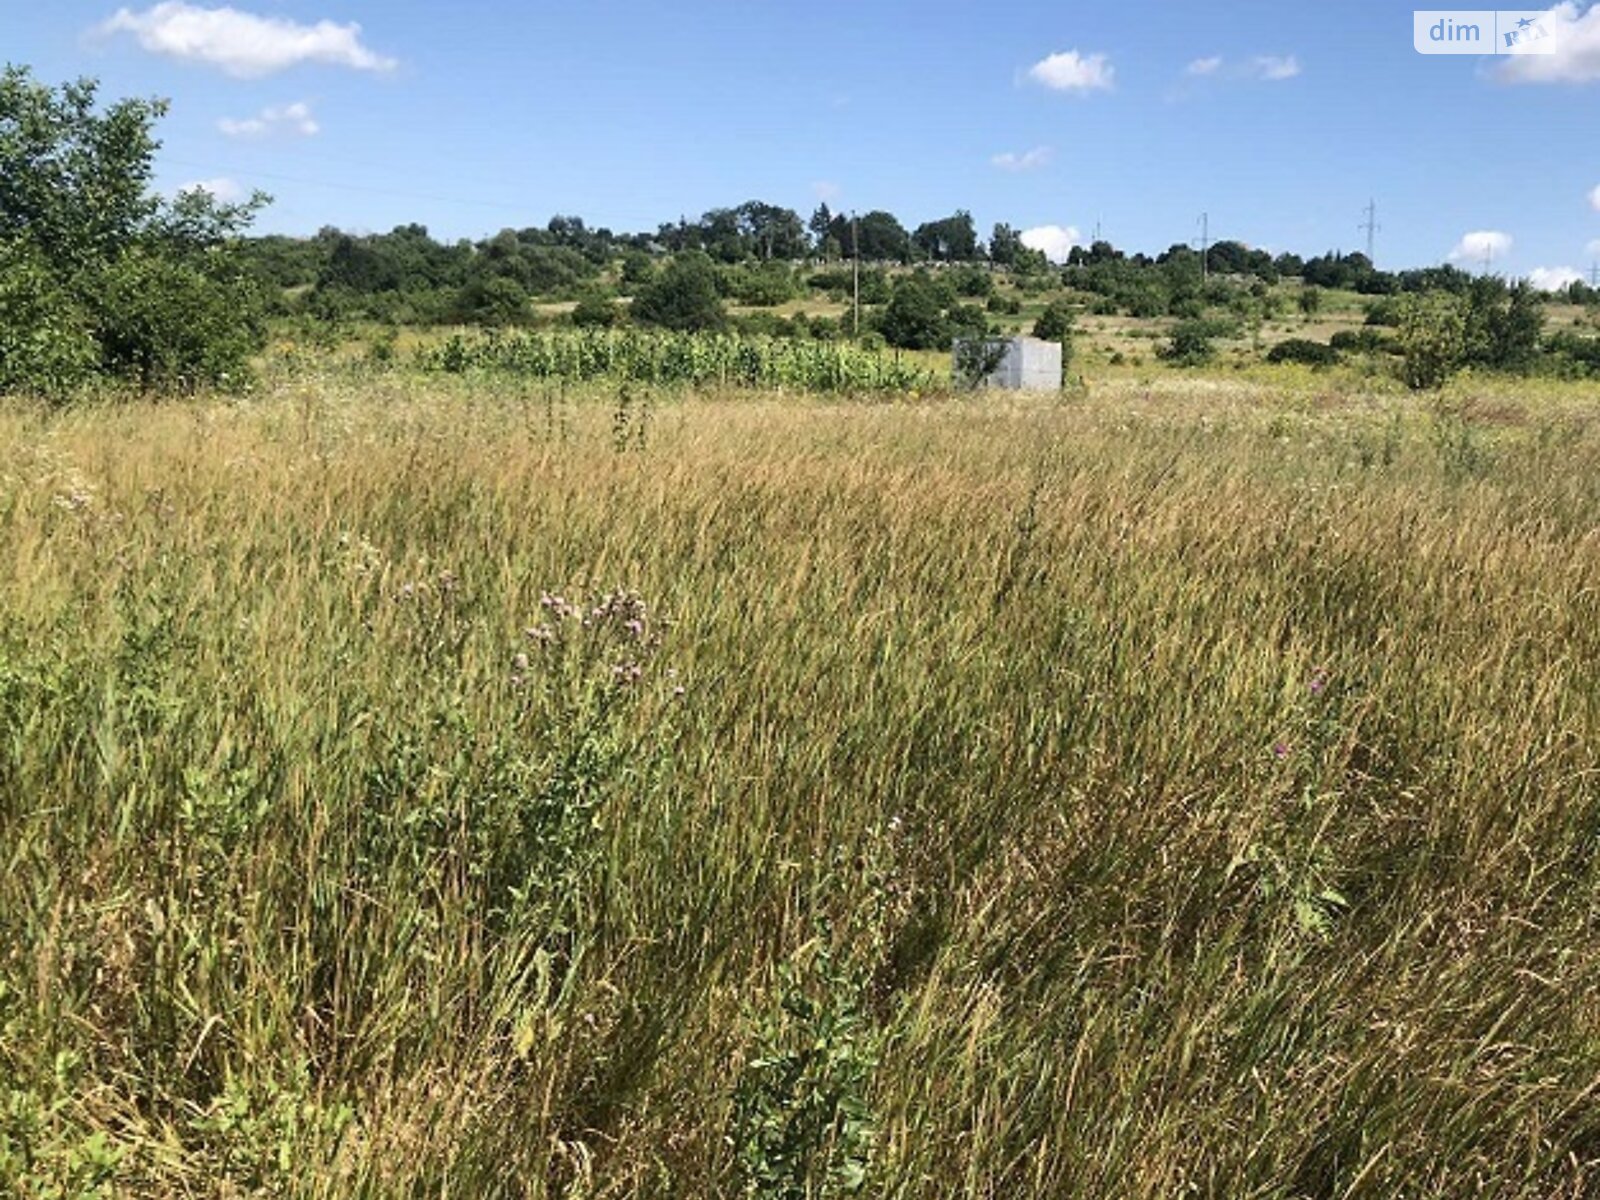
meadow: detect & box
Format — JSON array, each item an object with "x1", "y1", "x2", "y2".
[{"x1": 2, "y1": 366, "x2": 1599, "y2": 1197}]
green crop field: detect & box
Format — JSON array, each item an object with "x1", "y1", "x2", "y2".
[{"x1": 3, "y1": 370, "x2": 1598, "y2": 1196}]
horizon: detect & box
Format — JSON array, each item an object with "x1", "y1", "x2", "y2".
[{"x1": 6, "y1": 0, "x2": 1600, "y2": 282}]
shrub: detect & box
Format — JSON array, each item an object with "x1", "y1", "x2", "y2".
[
  {"x1": 571, "y1": 290, "x2": 620, "y2": 328},
  {"x1": 1396, "y1": 294, "x2": 1467, "y2": 390},
  {"x1": 1160, "y1": 319, "x2": 1220, "y2": 367},
  {"x1": 878, "y1": 276, "x2": 948, "y2": 350},
  {"x1": 455, "y1": 275, "x2": 529, "y2": 326},
  {"x1": 94, "y1": 249, "x2": 266, "y2": 391},
  {"x1": 1330, "y1": 328, "x2": 1394, "y2": 355},
  {"x1": 0, "y1": 242, "x2": 98, "y2": 399},
  {"x1": 632, "y1": 252, "x2": 727, "y2": 332},
  {"x1": 1266, "y1": 338, "x2": 1339, "y2": 367},
  {"x1": 1032, "y1": 299, "x2": 1076, "y2": 345},
  {"x1": 0, "y1": 69, "x2": 269, "y2": 396}
]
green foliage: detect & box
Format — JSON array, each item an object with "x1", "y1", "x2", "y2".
[
  {"x1": 730, "y1": 940, "x2": 879, "y2": 1199},
  {"x1": 0, "y1": 241, "x2": 98, "y2": 398},
  {"x1": 1266, "y1": 338, "x2": 1339, "y2": 367},
  {"x1": 953, "y1": 338, "x2": 1010, "y2": 389},
  {"x1": 632, "y1": 252, "x2": 727, "y2": 331},
  {"x1": 1160, "y1": 318, "x2": 1222, "y2": 367},
  {"x1": 455, "y1": 275, "x2": 529, "y2": 326},
  {"x1": 1330, "y1": 328, "x2": 1395, "y2": 355},
  {"x1": 878, "y1": 275, "x2": 949, "y2": 350},
  {"x1": 94, "y1": 247, "x2": 266, "y2": 390},
  {"x1": 1396, "y1": 293, "x2": 1467, "y2": 390},
  {"x1": 0, "y1": 68, "x2": 268, "y2": 397},
  {"x1": 570, "y1": 290, "x2": 620, "y2": 328},
  {"x1": 1031, "y1": 298, "x2": 1076, "y2": 346},
  {"x1": 420, "y1": 328, "x2": 935, "y2": 392}
]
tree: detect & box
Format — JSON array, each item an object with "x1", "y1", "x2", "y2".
[
  {"x1": 571, "y1": 289, "x2": 620, "y2": 328},
  {"x1": 877, "y1": 275, "x2": 947, "y2": 349},
  {"x1": 1298, "y1": 285, "x2": 1324, "y2": 321},
  {"x1": 913, "y1": 211, "x2": 979, "y2": 262},
  {"x1": 808, "y1": 203, "x2": 833, "y2": 252},
  {"x1": 1032, "y1": 299, "x2": 1076, "y2": 350},
  {"x1": 989, "y1": 223, "x2": 1022, "y2": 268},
  {"x1": 631, "y1": 252, "x2": 726, "y2": 331},
  {"x1": 737, "y1": 201, "x2": 806, "y2": 261},
  {"x1": 0, "y1": 67, "x2": 268, "y2": 396},
  {"x1": 1159, "y1": 320, "x2": 1219, "y2": 367},
  {"x1": 832, "y1": 211, "x2": 910, "y2": 263},
  {"x1": 1463, "y1": 279, "x2": 1542, "y2": 371},
  {"x1": 456, "y1": 275, "x2": 528, "y2": 326},
  {"x1": 1396, "y1": 293, "x2": 1466, "y2": 389}
]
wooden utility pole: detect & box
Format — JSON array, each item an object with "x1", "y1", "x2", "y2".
[
  {"x1": 1198, "y1": 212, "x2": 1210, "y2": 282},
  {"x1": 852, "y1": 210, "x2": 860, "y2": 337}
]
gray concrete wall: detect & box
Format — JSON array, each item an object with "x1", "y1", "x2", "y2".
[{"x1": 953, "y1": 337, "x2": 1063, "y2": 391}]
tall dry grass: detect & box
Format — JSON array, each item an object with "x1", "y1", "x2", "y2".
[{"x1": 1, "y1": 371, "x2": 1598, "y2": 1196}]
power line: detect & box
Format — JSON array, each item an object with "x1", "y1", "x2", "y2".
[{"x1": 157, "y1": 155, "x2": 539, "y2": 216}]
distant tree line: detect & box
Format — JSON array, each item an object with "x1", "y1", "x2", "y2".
[{"x1": 3, "y1": 68, "x2": 1598, "y2": 399}]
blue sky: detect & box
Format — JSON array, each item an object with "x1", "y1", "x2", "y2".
[{"x1": 8, "y1": 1, "x2": 1600, "y2": 280}]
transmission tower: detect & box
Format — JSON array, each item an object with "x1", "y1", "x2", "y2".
[{"x1": 1358, "y1": 199, "x2": 1381, "y2": 264}]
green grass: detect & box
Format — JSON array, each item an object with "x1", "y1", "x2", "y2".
[{"x1": 2, "y1": 370, "x2": 1598, "y2": 1196}]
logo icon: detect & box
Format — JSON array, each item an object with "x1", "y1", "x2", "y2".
[
  {"x1": 1414, "y1": 10, "x2": 1561, "y2": 55},
  {"x1": 1503, "y1": 15, "x2": 1549, "y2": 48}
]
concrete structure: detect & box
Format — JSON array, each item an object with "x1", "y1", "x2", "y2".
[{"x1": 952, "y1": 336, "x2": 1063, "y2": 391}]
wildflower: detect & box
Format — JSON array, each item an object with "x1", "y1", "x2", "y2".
[
  {"x1": 1309, "y1": 668, "x2": 1329, "y2": 696},
  {"x1": 512, "y1": 653, "x2": 530, "y2": 673}
]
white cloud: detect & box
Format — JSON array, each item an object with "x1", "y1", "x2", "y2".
[
  {"x1": 1448, "y1": 229, "x2": 1514, "y2": 264},
  {"x1": 1251, "y1": 55, "x2": 1302, "y2": 80},
  {"x1": 1020, "y1": 224, "x2": 1081, "y2": 264},
  {"x1": 991, "y1": 146, "x2": 1053, "y2": 172},
  {"x1": 1186, "y1": 56, "x2": 1223, "y2": 76},
  {"x1": 1025, "y1": 50, "x2": 1114, "y2": 93},
  {"x1": 1590, "y1": 183, "x2": 1600, "y2": 210},
  {"x1": 1587, "y1": 238, "x2": 1600, "y2": 257},
  {"x1": 1528, "y1": 266, "x2": 1583, "y2": 290},
  {"x1": 177, "y1": 176, "x2": 244, "y2": 202},
  {"x1": 1495, "y1": 2, "x2": 1600, "y2": 83},
  {"x1": 97, "y1": 3, "x2": 396, "y2": 78},
  {"x1": 218, "y1": 100, "x2": 319, "y2": 138},
  {"x1": 811, "y1": 181, "x2": 841, "y2": 203}
]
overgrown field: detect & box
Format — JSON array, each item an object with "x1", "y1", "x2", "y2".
[{"x1": 2, "y1": 374, "x2": 1599, "y2": 1197}]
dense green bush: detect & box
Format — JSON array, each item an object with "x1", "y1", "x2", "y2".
[
  {"x1": 0, "y1": 68, "x2": 267, "y2": 399},
  {"x1": 1032, "y1": 299, "x2": 1076, "y2": 345},
  {"x1": 1329, "y1": 328, "x2": 1395, "y2": 355},
  {"x1": 1160, "y1": 319, "x2": 1223, "y2": 367},
  {"x1": 878, "y1": 276, "x2": 949, "y2": 350},
  {"x1": 570, "y1": 290, "x2": 620, "y2": 328},
  {"x1": 632, "y1": 252, "x2": 727, "y2": 331},
  {"x1": 0, "y1": 242, "x2": 98, "y2": 397},
  {"x1": 94, "y1": 248, "x2": 265, "y2": 390},
  {"x1": 1266, "y1": 338, "x2": 1339, "y2": 367}
]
